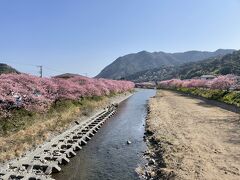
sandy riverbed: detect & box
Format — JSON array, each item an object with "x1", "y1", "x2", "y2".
[{"x1": 145, "y1": 90, "x2": 240, "y2": 180}]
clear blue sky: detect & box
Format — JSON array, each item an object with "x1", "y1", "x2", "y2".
[{"x1": 0, "y1": 0, "x2": 240, "y2": 77}]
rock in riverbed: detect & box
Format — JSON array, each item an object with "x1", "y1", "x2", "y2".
[{"x1": 149, "y1": 158, "x2": 156, "y2": 165}]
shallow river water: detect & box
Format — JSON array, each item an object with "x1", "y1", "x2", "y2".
[{"x1": 53, "y1": 89, "x2": 156, "y2": 180}]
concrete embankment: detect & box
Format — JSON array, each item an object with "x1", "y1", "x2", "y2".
[
  {"x1": 0, "y1": 93, "x2": 132, "y2": 180},
  {"x1": 142, "y1": 90, "x2": 240, "y2": 180}
]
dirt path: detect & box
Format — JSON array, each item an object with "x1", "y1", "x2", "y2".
[{"x1": 146, "y1": 90, "x2": 240, "y2": 180}]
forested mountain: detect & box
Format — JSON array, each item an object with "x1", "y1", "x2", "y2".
[
  {"x1": 124, "y1": 50, "x2": 240, "y2": 82},
  {"x1": 96, "y1": 49, "x2": 235, "y2": 79}
]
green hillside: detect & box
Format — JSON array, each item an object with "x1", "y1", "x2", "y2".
[
  {"x1": 125, "y1": 50, "x2": 240, "y2": 82},
  {"x1": 0, "y1": 63, "x2": 19, "y2": 75}
]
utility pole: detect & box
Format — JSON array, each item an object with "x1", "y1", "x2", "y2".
[{"x1": 37, "y1": 65, "x2": 43, "y2": 78}]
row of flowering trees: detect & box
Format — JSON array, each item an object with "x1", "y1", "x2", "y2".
[
  {"x1": 158, "y1": 75, "x2": 239, "y2": 90},
  {"x1": 0, "y1": 73, "x2": 134, "y2": 115}
]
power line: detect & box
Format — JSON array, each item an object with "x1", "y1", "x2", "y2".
[
  {"x1": 1, "y1": 59, "x2": 62, "y2": 76},
  {"x1": 1, "y1": 59, "x2": 45, "y2": 77},
  {"x1": 0, "y1": 59, "x2": 87, "y2": 77},
  {"x1": 43, "y1": 67, "x2": 66, "y2": 74},
  {"x1": 0, "y1": 60, "x2": 37, "y2": 67}
]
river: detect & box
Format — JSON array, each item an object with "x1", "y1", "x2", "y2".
[{"x1": 53, "y1": 89, "x2": 156, "y2": 180}]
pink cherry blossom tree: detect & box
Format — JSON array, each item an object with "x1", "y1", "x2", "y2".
[
  {"x1": 158, "y1": 75, "x2": 238, "y2": 90},
  {"x1": 0, "y1": 73, "x2": 134, "y2": 115}
]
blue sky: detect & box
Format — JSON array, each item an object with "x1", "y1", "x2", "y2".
[{"x1": 0, "y1": 0, "x2": 240, "y2": 77}]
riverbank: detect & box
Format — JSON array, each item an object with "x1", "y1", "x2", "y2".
[
  {"x1": 144, "y1": 90, "x2": 240, "y2": 180},
  {"x1": 0, "y1": 92, "x2": 132, "y2": 164},
  {"x1": 174, "y1": 87, "x2": 240, "y2": 107}
]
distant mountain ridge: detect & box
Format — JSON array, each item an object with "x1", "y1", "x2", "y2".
[
  {"x1": 0, "y1": 63, "x2": 19, "y2": 75},
  {"x1": 124, "y1": 50, "x2": 240, "y2": 82},
  {"x1": 96, "y1": 49, "x2": 235, "y2": 79}
]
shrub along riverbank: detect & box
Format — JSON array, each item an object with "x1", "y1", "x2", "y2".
[{"x1": 172, "y1": 87, "x2": 240, "y2": 107}]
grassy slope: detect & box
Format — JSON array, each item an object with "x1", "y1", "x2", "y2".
[
  {"x1": 172, "y1": 87, "x2": 240, "y2": 107},
  {"x1": 0, "y1": 94, "x2": 119, "y2": 162}
]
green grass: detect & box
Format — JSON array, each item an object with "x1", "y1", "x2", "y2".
[
  {"x1": 167, "y1": 87, "x2": 240, "y2": 107},
  {"x1": 0, "y1": 109, "x2": 37, "y2": 136},
  {"x1": 0, "y1": 95, "x2": 109, "y2": 136}
]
